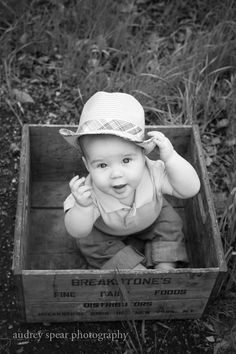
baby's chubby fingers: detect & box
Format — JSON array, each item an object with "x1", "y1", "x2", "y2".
[
  {"x1": 147, "y1": 131, "x2": 166, "y2": 144},
  {"x1": 70, "y1": 176, "x2": 92, "y2": 193},
  {"x1": 69, "y1": 175, "x2": 93, "y2": 207},
  {"x1": 147, "y1": 131, "x2": 166, "y2": 140},
  {"x1": 81, "y1": 190, "x2": 92, "y2": 199},
  {"x1": 77, "y1": 184, "x2": 92, "y2": 195},
  {"x1": 147, "y1": 131, "x2": 169, "y2": 149},
  {"x1": 69, "y1": 175, "x2": 85, "y2": 189},
  {"x1": 147, "y1": 131, "x2": 174, "y2": 162}
]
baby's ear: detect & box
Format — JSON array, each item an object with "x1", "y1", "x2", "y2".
[{"x1": 82, "y1": 156, "x2": 89, "y2": 171}]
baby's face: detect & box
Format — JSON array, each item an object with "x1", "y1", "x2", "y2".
[{"x1": 81, "y1": 135, "x2": 145, "y2": 204}]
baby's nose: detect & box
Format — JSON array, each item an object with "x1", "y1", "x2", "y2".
[{"x1": 110, "y1": 167, "x2": 123, "y2": 178}]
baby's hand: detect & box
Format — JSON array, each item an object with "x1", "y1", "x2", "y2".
[
  {"x1": 147, "y1": 131, "x2": 174, "y2": 162},
  {"x1": 69, "y1": 175, "x2": 93, "y2": 207}
]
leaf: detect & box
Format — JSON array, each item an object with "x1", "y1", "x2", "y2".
[
  {"x1": 205, "y1": 155, "x2": 213, "y2": 166},
  {"x1": 9, "y1": 143, "x2": 20, "y2": 156},
  {"x1": 38, "y1": 55, "x2": 50, "y2": 63},
  {"x1": 17, "y1": 341, "x2": 29, "y2": 346},
  {"x1": 226, "y1": 138, "x2": 236, "y2": 147},
  {"x1": 216, "y1": 119, "x2": 229, "y2": 129},
  {"x1": 211, "y1": 137, "x2": 221, "y2": 145},
  {"x1": 206, "y1": 336, "x2": 215, "y2": 342},
  {"x1": 12, "y1": 89, "x2": 34, "y2": 103},
  {"x1": 203, "y1": 322, "x2": 215, "y2": 332},
  {"x1": 19, "y1": 32, "x2": 28, "y2": 44},
  {"x1": 96, "y1": 34, "x2": 107, "y2": 51}
]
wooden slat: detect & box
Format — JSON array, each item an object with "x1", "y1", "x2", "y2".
[
  {"x1": 26, "y1": 253, "x2": 87, "y2": 270},
  {"x1": 185, "y1": 199, "x2": 204, "y2": 268},
  {"x1": 31, "y1": 181, "x2": 70, "y2": 208},
  {"x1": 210, "y1": 270, "x2": 228, "y2": 298},
  {"x1": 26, "y1": 208, "x2": 87, "y2": 269},
  {"x1": 12, "y1": 125, "x2": 31, "y2": 322},
  {"x1": 12, "y1": 125, "x2": 30, "y2": 272},
  {"x1": 28, "y1": 209, "x2": 76, "y2": 253},
  {"x1": 187, "y1": 126, "x2": 227, "y2": 270},
  {"x1": 193, "y1": 125, "x2": 226, "y2": 271},
  {"x1": 14, "y1": 274, "x2": 26, "y2": 322},
  {"x1": 146, "y1": 125, "x2": 192, "y2": 160},
  {"x1": 24, "y1": 299, "x2": 206, "y2": 322},
  {"x1": 22, "y1": 270, "x2": 218, "y2": 302},
  {"x1": 30, "y1": 125, "x2": 86, "y2": 181}
]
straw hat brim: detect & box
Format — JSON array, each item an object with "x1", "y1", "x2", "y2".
[{"x1": 59, "y1": 128, "x2": 156, "y2": 155}]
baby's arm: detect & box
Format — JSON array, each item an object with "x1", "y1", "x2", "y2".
[
  {"x1": 64, "y1": 175, "x2": 95, "y2": 238},
  {"x1": 148, "y1": 131, "x2": 200, "y2": 198}
]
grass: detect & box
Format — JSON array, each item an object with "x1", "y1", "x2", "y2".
[
  {"x1": 0, "y1": 0, "x2": 236, "y2": 352},
  {"x1": 2, "y1": 1, "x2": 234, "y2": 192},
  {"x1": 2, "y1": 0, "x2": 236, "y2": 129}
]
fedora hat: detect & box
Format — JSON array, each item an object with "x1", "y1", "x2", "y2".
[{"x1": 59, "y1": 91, "x2": 156, "y2": 155}]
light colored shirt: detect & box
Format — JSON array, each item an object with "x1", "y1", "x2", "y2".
[{"x1": 64, "y1": 157, "x2": 174, "y2": 236}]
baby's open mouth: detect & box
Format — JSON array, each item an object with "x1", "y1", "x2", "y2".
[{"x1": 113, "y1": 184, "x2": 126, "y2": 190}]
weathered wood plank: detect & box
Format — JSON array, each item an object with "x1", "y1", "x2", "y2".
[
  {"x1": 24, "y1": 299, "x2": 206, "y2": 322},
  {"x1": 14, "y1": 274, "x2": 26, "y2": 322},
  {"x1": 193, "y1": 125, "x2": 226, "y2": 271},
  {"x1": 186, "y1": 126, "x2": 227, "y2": 270},
  {"x1": 12, "y1": 125, "x2": 30, "y2": 272},
  {"x1": 30, "y1": 125, "x2": 86, "y2": 181},
  {"x1": 28, "y1": 209, "x2": 74, "y2": 253},
  {"x1": 146, "y1": 125, "x2": 192, "y2": 160},
  {"x1": 31, "y1": 181, "x2": 69, "y2": 208},
  {"x1": 22, "y1": 270, "x2": 218, "y2": 302},
  {"x1": 12, "y1": 125, "x2": 30, "y2": 322},
  {"x1": 26, "y1": 209, "x2": 87, "y2": 269},
  {"x1": 26, "y1": 253, "x2": 87, "y2": 270}
]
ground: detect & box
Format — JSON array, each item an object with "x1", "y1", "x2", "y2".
[{"x1": 0, "y1": 1, "x2": 236, "y2": 353}]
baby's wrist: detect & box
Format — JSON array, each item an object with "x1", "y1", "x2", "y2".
[
  {"x1": 74, "y1": 200, "x2": 83, "y2": 208},
  {"x1": 161, "y1": 148, "x2": 175, "y2": 163},
  {"x1": 74, "y1": 200, "x2": 93, "y2": 209}
]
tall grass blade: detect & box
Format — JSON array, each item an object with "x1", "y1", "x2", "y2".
[{"x1": 115, "y1": 268, "x2": 143, "y2": 353}]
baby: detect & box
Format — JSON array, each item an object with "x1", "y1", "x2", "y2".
[{"x1": 59, "y1": 92, "x2": 200, "y2": 271}]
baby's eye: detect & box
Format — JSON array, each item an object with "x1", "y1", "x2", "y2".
[
  {"x1": 98, "y1": 163, "x2": 107, "y2": 168},
  {"x1": 123, "y1": 158, "x2": 131, "y2": 164}
]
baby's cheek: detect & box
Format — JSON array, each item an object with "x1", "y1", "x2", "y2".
[{"x1": 93, "y1": 174, "x2": 107, "y2": 188}]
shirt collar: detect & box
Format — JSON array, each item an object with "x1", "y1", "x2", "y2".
[{"x1": 90, "y1": 159, "x2": 154, "y2": 213}]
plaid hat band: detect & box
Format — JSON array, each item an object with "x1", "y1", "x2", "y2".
[{"x1": 78, "y1": 119, "x2": 144, "y2": 141}]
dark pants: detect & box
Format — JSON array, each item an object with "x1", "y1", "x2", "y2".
[{"x1": 76, "y1": 198, "x2": 188, "y2": 269}]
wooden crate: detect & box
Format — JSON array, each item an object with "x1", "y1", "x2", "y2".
[{"x1": 12, "y1": 124, "x2": 227, "y2": 323}]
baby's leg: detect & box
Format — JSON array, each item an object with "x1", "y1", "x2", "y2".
[
  {"x1": 136, "y1": 198, "x2": 188, "y2": 269},
  {"x1": 151, "y1": 198, "x2": 188, "y2": 269},
  {"x1": 76, "y1": 227, "x2": 145, "y2": 270}
]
